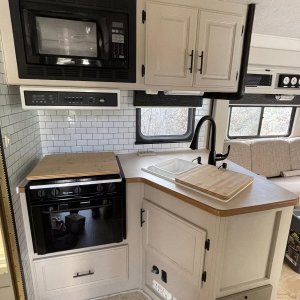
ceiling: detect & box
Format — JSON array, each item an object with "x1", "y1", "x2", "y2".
[{"x1": 223, "y1": 0, "x2": 300, "y2": 39}]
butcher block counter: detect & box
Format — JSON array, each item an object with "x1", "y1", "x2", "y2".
[
  {"x1": 117, "y1": 150, "x2": 299, "y2": 217},
  {"x1": 19, "y1": 150, "x2": 298, "y2": 217},
  {"x1": 26, "y1": 152, "x2": 120, "y2": 180}
]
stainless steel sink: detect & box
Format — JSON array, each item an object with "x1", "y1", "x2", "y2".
[{"x1": 142, "y1": 158, "x2": 198, "y2": 182}]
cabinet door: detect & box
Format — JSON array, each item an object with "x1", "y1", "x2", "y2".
[
  {"x1": 145, "y1": 2, "x2": 198, "y2": 87},
  {"x1": 142, "y1": 200, "x2": 206, "y2": 284},
  {"x1": 195, "y1": 11, "x2": 244, "y2": 90}
]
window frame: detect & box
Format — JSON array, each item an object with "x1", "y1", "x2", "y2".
[
  {"x1": 135, "y1": 108, "x2": 196, "y2": 144},
  {"x1": 227, "y1": 105, "x2": 296, "y2": 139}
]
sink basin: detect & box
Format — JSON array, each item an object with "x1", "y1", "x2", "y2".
[{"x1": 142, "y1": 158, "x2": 198, "y2": 182}]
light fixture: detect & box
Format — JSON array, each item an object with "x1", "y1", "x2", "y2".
[
  {"x1": 275, "y1": 94, "x2": 295, "y2": 101},
  {"x1": 163, "y1": 91, "x2": 204, "y2": 96}
]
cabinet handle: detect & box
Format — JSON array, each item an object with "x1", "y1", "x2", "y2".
[
  {"x1": 141, "y1": 208, "x2": 145, "y2": 227},
  {"x1": 188, "y1": 50, "x2": 194, "y2": 73},
  {"x1": 198, "y1": 51, "x2": 204, "y2": 74},
  {"x1": 73, "y1": 270, "x2": 94, "y2": 278}
]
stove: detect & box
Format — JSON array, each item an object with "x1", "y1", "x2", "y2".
[{"x1": 26, "y1": 172, "x2": 126, "y2": 255}]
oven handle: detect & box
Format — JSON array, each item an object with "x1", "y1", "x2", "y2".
[
  {"x1": 29, "y1": 178, "x2": 122, "y2": 190},
  {"x1": 73, "y1": 270, "x2": 94, "y2": 278},
  {"x1": 42, "y1": 203, "x2": 112, "y2": 214}
]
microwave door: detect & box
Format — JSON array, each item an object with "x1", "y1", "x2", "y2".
[{"x1": 36, "y1": 17, "x2": 98, "y2": 58}]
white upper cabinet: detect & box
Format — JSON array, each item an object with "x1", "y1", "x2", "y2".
[
  {"x1": 144, "y1": 1, "x2": 246, "y2": 91},
  {"x1": 195, "y1": 11, "x2": 244, "y2": 89},
  {"x1": 145, "y1": 2, "x2": 198, "y2": 86}
]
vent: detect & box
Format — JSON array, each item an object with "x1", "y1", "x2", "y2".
[
  {"x1": 116, "y1": 71, "x2": 130, "y2": 81},
  {"x1": 246, "y1": 74, "x2": 272, "y2": 87},
  {"x1": 46, "y1": 67, "x2": 63, "y2": 77},
  {"x1": 26, "y1": 67, "x2": 44, "y2": 76},
  {"x1": 82, "y1": 69, "x2": 97, "y2": 78},
  {"x1": 63, "y1": 68, "x2": 80, "y2": 77},
  {"x1": 98, "y1": 69, "x2": 113, "y2": 79}
]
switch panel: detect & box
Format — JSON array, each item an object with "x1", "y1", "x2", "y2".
[
  {"x1": 152, "y1": 280, "x2": 172, "y2": 300},
  {"x1": 20, "y1": 87, "x2": 120, "y2": 110}
]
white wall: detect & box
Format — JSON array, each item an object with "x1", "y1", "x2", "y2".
[
  {"x1": 38, "y1": 95, "x2": 211, "y2": 155},
  {"x1": 252, "y1": 0, "x2": 300, "y2": 39},
  {"x1": 0, "y1": 34, "x2": 42, "y2": 300}
]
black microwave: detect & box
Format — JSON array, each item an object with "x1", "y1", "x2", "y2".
[{"x1": 8, "y1": 0, "x2": 136, "y2": 83}]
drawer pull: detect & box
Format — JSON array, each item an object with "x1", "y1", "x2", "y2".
[{"x1": 73, "y1": 270, "x2": 94, "y2": 278}]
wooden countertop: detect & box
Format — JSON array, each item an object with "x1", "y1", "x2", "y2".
[
  {"x1": 117, "y1": 150, "x2": 299, "y2": 217},
  {"x1": 19, "y1": 150, "x2": 299, "y2": 217},
  {"x1": 26, "y1": 152, "x2": 120, "y2": 181}
]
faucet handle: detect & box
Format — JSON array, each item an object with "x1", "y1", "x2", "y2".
[{"x1": 215, "y1": 145, "x2": 231, "y2": 162}]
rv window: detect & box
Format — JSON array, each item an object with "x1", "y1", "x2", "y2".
[
  {"x1": 228, "y1": 106, "x2": 296, "y2": 139},
  {"x1": 136, "y1": 108, "x2": 195, "y2": 144}
]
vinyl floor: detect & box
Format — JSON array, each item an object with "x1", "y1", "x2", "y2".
[
  {"x1": 277, "y1": 263, "x2": 300, "y2": 300},
  {"x1": 98, "y1": 291, "x2": 150, "y2": 300}
]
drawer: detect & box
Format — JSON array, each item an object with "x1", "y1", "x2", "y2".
[
  {"x1": 216, "y1": 285, "x2": 272, "y2": 300},
  {"x1": 34, "y1": 245, "x2": 128, "y2": 298}
]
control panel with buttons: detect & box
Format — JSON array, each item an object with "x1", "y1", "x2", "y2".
[
  {"x1": 278, "y1": 74, "x2": 300, "y2": 88},
  {"x1": 111, "y1": 21, "x2": 126, "y2": 60},
  {"x1": 21, "y1": 88, "x2": 120, "y2": 109}
]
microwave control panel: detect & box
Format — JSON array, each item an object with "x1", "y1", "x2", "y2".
[
  {"x1": 20, "y1": 87, "x2": 120, "y2": 110},
  {"x1": 111, "y1": 21, "x2": 126, "y2": 60},
  {"x1": 278, "y1": 74, "x2": 300, "y2": 88}
]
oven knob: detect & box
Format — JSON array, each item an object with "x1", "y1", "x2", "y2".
[
  {"x1": 283, "y1": 76, "x2": 290, "y2": 85},
  {"x1": 291, "y1": 77, "x2": 298, "y2": 86},
  {"x1": 97, "y1": 184, "x2": 104, "y2": 192},
  {"x1": 51, "y1": 188, "x2": 60, "y2": 197},
  {"x1": 107, "y1": 183, "x2": 117, "y2": 193},
  {"x1": 74, "y1": 186, "x2": 82, "y2": 194}
]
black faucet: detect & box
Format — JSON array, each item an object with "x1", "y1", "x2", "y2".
[{"x1": 190, "y1": 115, "x2": 230, "y2": 166}]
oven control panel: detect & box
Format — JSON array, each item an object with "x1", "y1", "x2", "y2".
[
  {"x1": 28, "y1": 178, "x2": 123, "y2": 202},
  {"x1": 278, "y1": 74, "x2": 300, "y2": 88},
  {"x1": 20, "y1": 87, "x2": 120, "y2": 110}
]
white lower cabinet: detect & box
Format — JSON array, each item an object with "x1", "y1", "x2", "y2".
[
  {"x1": 141, "y1": 185, "x2": 294, "y2": 300},
  {"x1": 216, "y1": 285, "x2": 272, "y2": 300},
  {"x1": 33, "y1": 245, "x2": 128, "y2": 300},
  {"x1": 142, "y1": 199, "x2": 207, "y2": 300}
]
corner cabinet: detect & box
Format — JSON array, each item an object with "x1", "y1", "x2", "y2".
[
  {"x1": 141, "y1": 185, "x2": 294, "y2": 300},
  {"x1": 142, "y1": 200, "x2": 207, "y2": 300},
  {"x1": 144, "y1": 1, "x2": 246, "y2": 92}
]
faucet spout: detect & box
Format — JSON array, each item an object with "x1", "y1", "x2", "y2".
[{"x1": 190, "y1": 115, "x2": 218, "y2": 166}]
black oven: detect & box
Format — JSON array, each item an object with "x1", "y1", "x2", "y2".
[
  {"x1": 9, "y1": 0, "x2": 136, "y2": 82},
  {"x1": 25, "y1": 174, "x2": 126, "y2": 255}
]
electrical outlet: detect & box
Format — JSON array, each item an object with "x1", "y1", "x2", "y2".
[{"x1": 152, "y1": 280, "x2": 172, "y2": 300}]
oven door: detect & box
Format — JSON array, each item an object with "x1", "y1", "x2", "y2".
[
  {"x1": 29, "y1": 196, "x2": 124, "y2": 255},
  {"x1": 21, "y1": 6, "x2": 128, "y2": 68}
]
